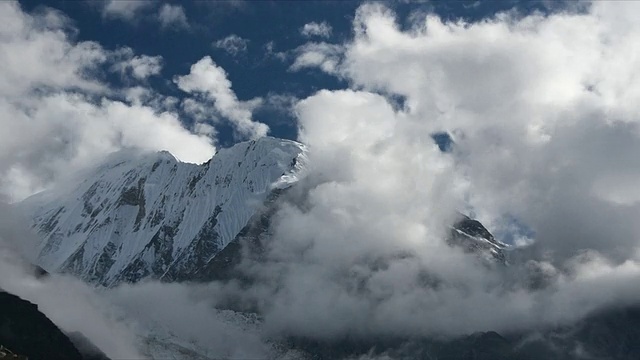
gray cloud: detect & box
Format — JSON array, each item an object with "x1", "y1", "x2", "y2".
[{"x1": 209, "y1": 1, "x2": 640, "y2": 341}]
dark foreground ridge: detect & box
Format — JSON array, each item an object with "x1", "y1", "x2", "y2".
[{"x1": 0, "y1": 291, "x2": 109, "y2": 360}]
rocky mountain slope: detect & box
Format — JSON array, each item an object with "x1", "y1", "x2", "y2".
[
  {"x1": 19, "y1": 137, "x2": 307, "y2": 287},
  {"x1": 449, "y1": 214, "x2": 509, "y2": 265}
]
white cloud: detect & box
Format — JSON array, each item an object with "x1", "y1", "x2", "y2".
[
  {"x1": 175, "y1": 56, "x2": 269, "y2": 139},
  {"x1": 111, "y1": 47, "x2": 163, "y2": 80},
  {"x1": 209, "y1": 1, "x2": 640, "y2": 340},
  {"x1": 101, "y1": 0, "x2": 153, "y2": 21},
  {"x1": 290, "y1": 42, "x2": 344, "y2": 74},
  {"x1": 157, "y1": 4, "x2": 189, "y2": 30},
  {"x1": 334, "y1": 2, "x2": 640, "y2": 259},
  {"x1": 300, "y1": 21, "x2": 333, "y2": 38},
  {"x1": 0, "y1": 2, "x2": 215, "y2": 201},
  {"x1": 213, "y1": 34, "x2": 249, "y2": 56},
  {"x1": 263, "y1": 41, "x2": 287, "y2": 62},
  {"x1": 288, "y1": 2, "x2": 640, "y2": 259}
]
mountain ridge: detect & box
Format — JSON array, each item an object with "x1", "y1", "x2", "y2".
[{"x1": 19, "y1": 137, "x2": 307, "y2": 286}]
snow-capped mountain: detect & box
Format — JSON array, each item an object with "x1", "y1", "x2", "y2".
[
  {"x1": 18, "y1": 135, "x2": 504, "y2": 288},
  {"x1": 18, "y1": 137, "x2": 307, "y2": 287}
]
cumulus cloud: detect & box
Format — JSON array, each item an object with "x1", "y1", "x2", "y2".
[
  {"x1": 157, "y1": 3, "x2": 189, "y2": 30},
  {"x1": 213, "y1": 34, "x2": 249, "y2": 56},
  {"x1": 301, "y1": 21, "x2": 333, "y2": 38},
  {"x1": 0, "y1": 2, "x2": 215, "y2": 202},
  {"x1": 334, "y1": 2, "x2": 640, "y2": 261},
  {"x1": 207, "y1": 0, "x2": 640, "y2": 341},
  {"x1": 175, "y1": 56, "x2": 269, "y2": 139},
  {"x1": 290, "y1": 42, "x2": 344, "y2": 74}
]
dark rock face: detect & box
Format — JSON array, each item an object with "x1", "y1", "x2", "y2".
[
  {"x1": 190, "y1": 189, "x2": 282, "y2": 284},
  {"x1": 31, "y1": 265, "x2": 49, "y2": 279},
  {"x1": 0, "y1": 345, "x2": 28, "y2": 360},
  {"x1": 162, "y1": 205, "x2": 224, "y2": 282},
  {"x1": 0, "y1": 291, "x2": 83, "y2": 360},
  {"x1": 449, "y1": 214, "x2": 508, "y2": 265}
]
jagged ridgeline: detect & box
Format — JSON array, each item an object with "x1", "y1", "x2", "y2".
[{"x1": 18, "y1": 137, "x2": 308, "y2": 287}]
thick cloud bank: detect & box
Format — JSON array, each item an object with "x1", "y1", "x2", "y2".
[
  {"x1": 223, "y1": 1, "x2": 640, "y2": 339},
  {"x1": 331, "y1": 2, "x2": 640, "y2": 261}
]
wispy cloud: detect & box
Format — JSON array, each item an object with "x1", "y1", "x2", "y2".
[
  {"x1": 157, "y1": 4, "x2": 189, "y2": 30},
  {"x1": 100, "y1": 0, "x2": 153, "y2": 21},
  {"x1": 300, "y1": 21, "x2": 332, "y2": 38},
  {"x1": 213, "y1": 34, "x2": 249, "y2": 56}
]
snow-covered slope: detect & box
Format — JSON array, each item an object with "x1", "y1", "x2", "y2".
[{"x1": 18, "y1": 137, "x2": 307, "y2": 287}]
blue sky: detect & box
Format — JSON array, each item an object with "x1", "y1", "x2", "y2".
[{"x1": 19, "y1": 0, "x2": 565, "y2": 147}]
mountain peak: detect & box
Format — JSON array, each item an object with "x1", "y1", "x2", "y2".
[{"x1": 19, "y1": 137, "x2": 306, "y2": 286}]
